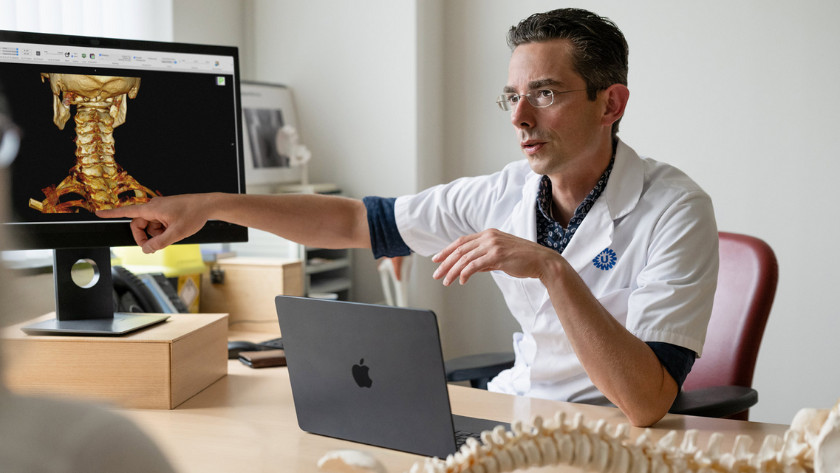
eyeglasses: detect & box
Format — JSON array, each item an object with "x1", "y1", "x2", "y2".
[{"x1": 496, "y1": 88, "x2": 587, "y2": 111}]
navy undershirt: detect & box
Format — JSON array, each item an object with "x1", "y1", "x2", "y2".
[
  {"x1": 362, "y1": 196, "x2": 411, "y2": 259},
  {"x1": 362, "y1": 193, "x2": 696, "y2": 390},
  {"x1": 536, "y1": 156, "x2": 614, "y2": 253}
]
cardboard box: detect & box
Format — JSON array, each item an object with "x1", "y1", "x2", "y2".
[
  {"x1": 0, "y1": 313, "x2": 228, "y2": 409},
  {"x1": 200, "y1": 257, "x2": 303, "y2": 333}
]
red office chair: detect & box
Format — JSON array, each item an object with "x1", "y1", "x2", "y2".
[
  {"x1": 446, "y1": 232, "x2": 778, "y2": 420},
  {"x1": 669, "y1": 231, "x2": 778, "y2": 420}
]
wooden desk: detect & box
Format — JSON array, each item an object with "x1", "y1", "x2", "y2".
[{"x1": 118, "y1": 359, "x2": 790, "y2": 473}]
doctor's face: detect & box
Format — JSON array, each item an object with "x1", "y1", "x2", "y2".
[{"x1": 506, "y1": 39, "x2": 610, "y2": 176}]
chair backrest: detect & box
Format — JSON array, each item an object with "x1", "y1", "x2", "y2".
[{"x1": 683, "y1": 232, "x2": 778, "y2": 392}]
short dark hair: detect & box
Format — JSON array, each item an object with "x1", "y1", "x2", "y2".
[{"x1": 508, "y1": 8, "x2": 629, "y2": 135}]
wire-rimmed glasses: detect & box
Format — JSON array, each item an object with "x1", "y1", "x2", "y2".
[{"x1": 496, "y1": 88, "x2": 586, "y2": 111}]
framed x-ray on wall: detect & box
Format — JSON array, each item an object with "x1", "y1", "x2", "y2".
[{"x1": 240, "y1": 81, "x2": 303, "y2": 190}]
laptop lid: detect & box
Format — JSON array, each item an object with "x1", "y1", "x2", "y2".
[{"x1": 275, "y1": 295, "x2": 460, "y2": 458}]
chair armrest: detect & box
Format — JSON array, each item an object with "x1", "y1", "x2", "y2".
[
  {"x1": 444, "y1": 352, "x2": 515, "y2": 389},
  {"x1": 668, "y1": 385, "x2": 758, "y2": 418},
  {"x1": 444, "y1": 354, "x2": 758, "y2": 419}
]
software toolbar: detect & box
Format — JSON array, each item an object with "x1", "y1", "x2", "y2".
[{"x1": 0, "y1": 40, "x2": 235, "y2": 74}]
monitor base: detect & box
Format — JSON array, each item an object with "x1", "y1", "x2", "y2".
[{"x1": 21, "y1": 313, "x2": 169, "y2": 336}]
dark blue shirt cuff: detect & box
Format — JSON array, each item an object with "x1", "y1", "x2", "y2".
[
  {"x1": 363, "y1": 196, "x2": 412, "y2": 259},
  {"x1": 646, "y1": 342, "x2": 696, "y2": 390}
]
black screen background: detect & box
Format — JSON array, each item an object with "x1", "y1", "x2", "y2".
[{"x1": 4, "y1": 64, "x2": 242, "y2": 224}]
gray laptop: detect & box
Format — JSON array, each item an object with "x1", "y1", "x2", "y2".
[{"x1": 275, "y1": 295, "x2": 509, "y2": 458}]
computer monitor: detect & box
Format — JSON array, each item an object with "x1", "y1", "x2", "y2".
[{"x1": 0, "y1": 30, "x2": 248, "y2": 335}]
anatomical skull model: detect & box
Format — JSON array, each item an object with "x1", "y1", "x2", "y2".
[{"x1": 29, "y1": 73, "x2": 160, "y2": 213}]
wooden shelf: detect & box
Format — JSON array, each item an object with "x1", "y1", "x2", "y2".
[
  {"x1": 304, "y1": 247, "x2": 352, "y2": 299},
  {"x1": 305, "y1": 257, "x2": 351, "y2": 274},
  {"x1": 309, "y1": 277, "x2": 352, "y2": 294}
]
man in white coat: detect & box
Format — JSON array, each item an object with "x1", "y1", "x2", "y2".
[{"x1": 98, "y1": 8, "x2": 718, "y2": 427}]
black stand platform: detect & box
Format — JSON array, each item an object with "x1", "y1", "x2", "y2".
[{"x1": 21, "y1": 247, "x2": 168, "y2": 336}]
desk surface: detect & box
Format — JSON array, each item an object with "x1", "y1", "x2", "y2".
[{"x1": 118, "y1": 356, "x2": 789, "y2": 473}]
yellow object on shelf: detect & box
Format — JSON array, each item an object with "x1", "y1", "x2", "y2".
[{"x1": 112, "y1": 245, "x2": 206, "y2": 313}]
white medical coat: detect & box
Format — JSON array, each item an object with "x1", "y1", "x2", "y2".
[{"x1": 394, "y1": 140, "x2": 718, "y2": 404}]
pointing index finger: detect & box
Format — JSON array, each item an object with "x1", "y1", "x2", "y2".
[{"x1": 95, "y1": 204, "x2": 144, "y2": 219}]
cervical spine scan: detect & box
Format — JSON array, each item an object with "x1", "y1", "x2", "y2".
[{"x1": 29, "y1": 73, "x2": 160, "y2": 213}]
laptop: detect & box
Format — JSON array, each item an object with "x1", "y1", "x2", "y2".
[{"x1": 275, "y1": 295, "x2": 510, "y2": 458}]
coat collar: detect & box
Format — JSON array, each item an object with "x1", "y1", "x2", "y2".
[
  {"x1": 558, "y1": 139, "x2": 644, "y2": 271},
  {"x1": 603, "y1": 139, "x2": 644, "y2": 221},
  {"x1": 509, "y1": 139, "x2": 645, "y2": 270}
]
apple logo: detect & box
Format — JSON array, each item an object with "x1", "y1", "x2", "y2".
[{"x1": 352, "y1": 358, "x2": 373, "y2": 388}]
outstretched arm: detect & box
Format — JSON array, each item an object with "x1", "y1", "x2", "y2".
[
  {"x1": 431, "y1": 229, "x2": 678, "y2": 427},
  {"x1": 96, "y1": 193, "x2": 371, "y2": 254}
]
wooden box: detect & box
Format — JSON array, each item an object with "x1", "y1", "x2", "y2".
[
  {"x1": 200, "y1": 257, "x2": 303, "y2": 333},
  {"x1": 0, "y1": 313, "x2": 228, "y2": 409}
]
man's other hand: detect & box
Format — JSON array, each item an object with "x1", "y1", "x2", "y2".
[{"x1": 431, "y1": 229, "x2": 558, "y2": 285}]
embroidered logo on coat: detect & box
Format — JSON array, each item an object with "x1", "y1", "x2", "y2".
[{"x1": 593, "y1": 248, "x2": 617, "y2": 270}]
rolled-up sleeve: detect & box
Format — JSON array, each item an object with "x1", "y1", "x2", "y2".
[{"x1": 363, "y1": 196, "x2": 412, "y2": 259}]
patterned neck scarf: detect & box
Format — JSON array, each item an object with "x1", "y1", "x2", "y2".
[{"x1": 535, "y1": 156, "x2": 615, "y2": 254}]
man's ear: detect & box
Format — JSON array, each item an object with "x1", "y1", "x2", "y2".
[{"x1": 601, "y1": 83, "x2": 630, "y2": 127}]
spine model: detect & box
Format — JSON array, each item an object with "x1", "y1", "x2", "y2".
[{"x1": 407, "y1": 399, "x2": 840, "y2": 473}]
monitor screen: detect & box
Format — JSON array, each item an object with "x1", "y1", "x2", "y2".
[
  {"x1": 0, "y1": 30, "x2": 248, "y2": 334},
  {"x1": 0, "y1": 30, "x2": 247, "y2": 248}
]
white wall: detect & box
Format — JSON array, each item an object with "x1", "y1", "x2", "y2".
[
  {"x1": 248, "y1": 0, "x2": 418, "y2": 197},
  {"x1": 0, "y1": 0, "x2": 173, "y2": 41},
  {"x1": 246, "y1": 0, "x2": 421, "y2": 309},
  {"x1": 172, "y1": 0, "x2": 246, "y2": 50},
  {"x1": 171, "y1": 0, "x2": 259, "y2": 88},
  {"x1": 180, "y1": 0, "x2": 840, "y2": 424}
]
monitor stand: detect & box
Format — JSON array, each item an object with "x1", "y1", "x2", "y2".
[{"x1": 21, "y1": 247, "x2": 169, "y2": 336}]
